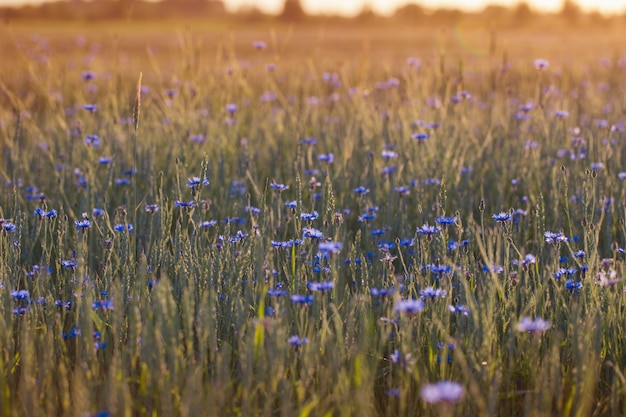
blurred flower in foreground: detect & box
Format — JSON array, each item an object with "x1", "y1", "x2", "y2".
[
  {"x1": 420, "y1": 381, "x2": 464, "y2": 404},
  {"x1": 534, "y1": 59, "x2": 549, "y2": 70},
  {"x1": 597, "y1": 269, "x2": 620, "y2": 287},
  {"x1": 516, "y1": 317, "x2": 551, "y2": 333},
  {"x1": 394, "y1": 299, "x2": 424, "y2": 315}
]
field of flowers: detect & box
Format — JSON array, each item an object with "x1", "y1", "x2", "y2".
[{"x1": 1, "y1": 22, "x2": 626, "y2": 416}]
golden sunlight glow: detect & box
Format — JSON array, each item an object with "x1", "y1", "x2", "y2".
[
  {"x1": 0, "y1": 0, "x2": 624, "y2": 16},
  {"x1": 225, "y1": 0, "x2": 626, "y2": 16}
]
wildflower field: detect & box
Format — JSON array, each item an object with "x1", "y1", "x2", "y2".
[{"x1": 1, "y1": 21, "x2": 626, "y2": 416}]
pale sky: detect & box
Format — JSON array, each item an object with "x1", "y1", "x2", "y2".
[{"x1": 0, "y1": 0, "x2": 625, "y2": 16}]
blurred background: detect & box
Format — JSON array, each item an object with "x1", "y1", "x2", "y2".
[{"x1": 0, "y1": 0, "x2": 625, "y2": 26}]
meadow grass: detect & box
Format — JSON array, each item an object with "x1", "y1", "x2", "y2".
[{"x1": 0, "y1": 21, "x2": 626, "y2": 416}]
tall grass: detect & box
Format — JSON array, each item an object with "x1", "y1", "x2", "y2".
[{"x1": 0, "y1": 24, "x2": 625, "y2": 416}]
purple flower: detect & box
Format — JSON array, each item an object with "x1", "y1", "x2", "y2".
[
  {"x1": 394, "y1": 299, "x2": 425, "y2": 315},
  {"x1": 288, "y1": 335, "x2": 308, "y2": 347},
  {"x1": 420, "y1": 381, "x2": 464, "y2": 404},
  {"x1": 318, "y1": 241, "x2": 343, "y2": 254},
  {"x1": 516, "y1": 317, "x2": 551, "y2": 333},
  {"x1": 534, "y1": 59, "x2": 549, "y2": 70},
  {"x1": 420, "y1": 286, "x2": 447, "y2": 300}
]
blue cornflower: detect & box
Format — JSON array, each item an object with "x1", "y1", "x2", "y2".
[
  {"x1": 353, "y1": 186, "x2": 369, "y2": 195},
  {"x1": 382, "y1": 149, "x2": 398, "y2": 159},
  {"x1": 98, "y1": 157, "x2": 112, "y2": 165},
  {"x1": 357, "y1": 213, "x2": 376, "y2": 222},
  {"x1": 290, "y1": 294, "x2": 314, "y2": 305},
  {"x1": 34, "y1": 208, "x2": 45, "y2": 216},
  {"x1": 307, "y1": 281, "x2": 334, "y2": 292},
  {"x1": 84, "y1": 104, "x2": 98, "y2": 112},
  {"x1": 378, "y1": 241, "x2": 395, "y2": 250},
  {"x1": 267, "y1": 288, "x2": 289, "y2": 297},
  {"x1": 394, "y1": 299, "x2": 425, "y2": 315},
  {"x1": 114, "y1": 178, "x2": 130, "y2": 186},
  {"x1": 199, "y1": 220, "x2": 217, "y2": 229},
  {"x1": 492, "y1": 212, "x2": 511, "y2": 222},
  {"x1": 270, "y1": 182, "x2": 289, "y2": 192},
  {"x1": 483, "y1": 265, "x2": 504, "y2": 274},
  {"x1": 565, "y1": 279, "x2": 582, "y2": 292},
  {"x1": 400, "y1": 238, "x2": 415, "y2": 247},
  {"x1": 301, "y1": 211, "x2": 319, "y2": 221},
  {"x1": 285, "y1": 200, "x2": 297, "y2": 209},
  {"x1": 300, "y1": 137, "x2": 317, "y2": 145},
  {"x1": 74, "y1": 219, "x2": 91, "y2": 230},
  {"x1": 420, "y1": 286, "x2": 447, "y2": 300},
  {"x1": 555, "y1": 110, "x2": 569, "y2": 118},
  {"x1": 225, "y1": 103, "x2": 238, "y2": 113},
  {"x1": 371, "y1": 229, "x2": 386, "y2": 236},
  {"x1": 394, "y1": 186, "x2": 410, "y2": 195},
  {"x1": 175, "y1": 200, "x2": 195, "y2": 209},
  {"x1": 84, "y1": 134, "x2": 100, "y2": 147},
  {"x1": 318, "y1": 153, "x2": 334, "y2": 163},
  {"x1": 370, "y1": 287, "x2": 395, "y2": 297},
  {"x1": 245, "y1": 206, "x2": 261, "y2": 215},
  {"x1": 228, "y1": 230, "x2": 249, "y2": 243},
  {"x1": 516, "y1": 317, "x2": 551, "y2": 333},
  {"x1": 303, "y1": 228, "x2": 324, "y2": 239},
  {"x1": 63, "y1": 325, "x2": 82, "y2": 340},
  {"x1": 422, "y1": 178, "x2": 441, "y2": 186},
  {"x1": 448, "y1": 304, "x2": 470, "y2": 315},
  {"x1": 45, "y1": 209, "x2": 57, "y2": 218},
  {"x1": 318, "y1": 241, "x2": 343, "y2": 254},
  {"x1": 92, "y1": 300, "x2": 113, "y2": 310},
  {"x1": 416, "y1": 224, "x2": 441, "y2": 238},
  {"x1": 288, "y1": 335, "x2": 308, "y2": 347},
  {"x1": 424, "y1": 264, "x2": 453, "y2": 275},
  {"x1": 411, "y1": 133, "x2": 429, "y2": 142},
  {"x1": 271, "y1": 240, "x2": 294, "y2": 249},
  {"x1": 573, "y1": 250, "x2": 585, "y2": 259},
  {"x1": 544, "y1": 231, "x2": 568, "y2": 244},
  {"x1": 61, "y1": 259, "x2": 77, "y2": 268},
  {"x1": 114, "y1": 224, "x2": 133, "y2": 233},
  {"x1": 435, "y1": 216, "x2": 457, "y2": 225},
  {"x1": 186, "y1": 176, "x2": 209, "y2": 188},
  {"x1": 381, "y1": 165, "x2": 397, "y2": 175},
  {"x1": 10, "y1": 289, "x2": 29, "y2": 300},
  {"x1": 2, "y1": 222, "x2": 16, "y2": 232},
  {"x1": 223, "y1": 217, "x2": 246, "y2": 224}
]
